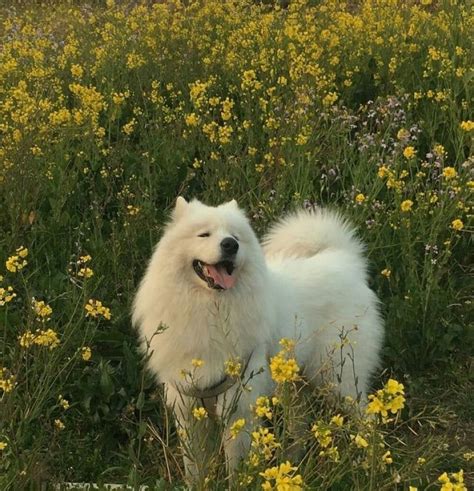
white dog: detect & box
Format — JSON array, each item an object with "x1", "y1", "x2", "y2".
[{"x1": 132, "y1": 197, "x2": 383, "y2": 477}]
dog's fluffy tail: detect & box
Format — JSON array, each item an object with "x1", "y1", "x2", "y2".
[{"x1": 263, "y1": 209, "x2": 365, "y2": 260}]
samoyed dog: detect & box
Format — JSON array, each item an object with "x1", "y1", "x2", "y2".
[{"x1": 133, "y1": 197, "x2": 383, "y2": 476}]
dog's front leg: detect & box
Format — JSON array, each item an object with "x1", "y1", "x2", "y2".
[{"x1": 165, "y1": 384, "x2": 218, "y2": 485}]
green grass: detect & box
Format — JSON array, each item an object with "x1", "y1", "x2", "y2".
[{"x1": 0, "y1": 0, "x2": 472, "y2": 488}]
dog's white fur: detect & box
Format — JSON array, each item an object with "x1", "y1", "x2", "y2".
[{"x1": 132, "y1": 197, "x2": 383, "y2": 475}]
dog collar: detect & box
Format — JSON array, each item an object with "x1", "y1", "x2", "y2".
[{"x1": 173, "y1": 351, "x2": 253, "y2": 400}]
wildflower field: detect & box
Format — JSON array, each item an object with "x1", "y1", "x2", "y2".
[{"x1": 0, "y1": 0, "x2": 472, "y2": 489}]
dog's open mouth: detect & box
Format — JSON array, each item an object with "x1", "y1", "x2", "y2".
[{"x1": 193, "y1": 259, "x2": 236, "y2": 290}]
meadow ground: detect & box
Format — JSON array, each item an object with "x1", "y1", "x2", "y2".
[{"x1": 0, "y1": 0, "x2": 472, "y2": 489}]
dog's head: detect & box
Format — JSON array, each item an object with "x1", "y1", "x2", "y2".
[{"x1": 163, "y1": 197, "x2": 261, "y2": 291}]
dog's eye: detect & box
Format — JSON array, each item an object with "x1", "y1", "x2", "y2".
[{"x1": 198, "y1": 232, "x2": 210, "y2": 238}]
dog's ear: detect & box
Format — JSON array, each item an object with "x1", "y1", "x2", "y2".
[
  {"x1": 173, "y1": 196, "x2": 188, "y2": 220},
  {"x1": 227, "y1": 199, "x2": 239, "y2": 209}
]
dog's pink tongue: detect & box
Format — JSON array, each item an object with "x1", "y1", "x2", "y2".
[{"x1": 205, "y1": 264, "x2": 236, "y2": 289}]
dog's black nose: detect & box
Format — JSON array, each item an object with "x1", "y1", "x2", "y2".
[{"x1": 221, "y1": 237, "x2": 239, "y2": 255}]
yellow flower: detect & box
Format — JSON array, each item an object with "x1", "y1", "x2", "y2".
[
  {"x1": 295, "y1": 132, "x2": 309, "y2": 146},
  {"x1": 191, "y1": 358, "x2": 204, "y2": 368},
  {"x1": 378, "y1": 165, "x2": 389, "y2": 178},
  {"x1": 19, "y1": 331, "x2": 36, "y2": 348},
  {"x1": 260, "y1": 461, "x2": 303, "y2": 491},
  {"x1": 437, "y1": 469, "x2": 466, "y2": 491},
  {"x1": 382, "y1": 450, "x2": 393, "y2": 464},
  {"x1": 34, "y1": 329, "x2": 60, "y2": 349},
  {"x1": 224, "y1": 359, "x2": 241, "y2": 377},
  {"x1": 355, "y1": 193, "x2": 366, "y2": 204},
  {"x1": 0, "y1": 368, "x2": 15, "y2": 393},
  {"x1": 6, "y1": 246, "x2": 28, "y2": 272},
  {"x1": 386, "y1": 378, "x2": 404, "y2": 395},
  {"x1": 460, "y1": 120, "x2": 474, "y2": 131},
  {"x1": 254, "y1": 396, "x2": 272, "y2": 419},
  {"x1": 269, "y1": 351, "x2": 300, "y2": 383},
  {"x1": 81, "y1": 346, "x2": 92, "y2": 361},
  {"x1": 112, "y1": 91, "x2": 129, "y2": 105},
  {"x1": 32, "y1": 298, "x2": 53, "y2": 322},
  {"x1": 85, "y1": 299, "x2": 111, "y2": 320},
  {"x1": 58, "y1": 395, "x2": 70, "y2": 410},
  {"x1": 400, "y1": 200, "x2": 414, "y2": 212},
  {"x1": 78, "y1": 266, "x2": 94, "y2": 278},
  {"x1": 403, "y1": 146, "x2": 416, "y2": 159},
  {"x1": 434, "y1": 144, "x2": 446, "y2": 157},
  {"x1": 322, "y1": 91, "x2": 338, "y2": 107},
  {"x1": 54, "y1": 419, "x2": 65, "y2": 431},
  {"x1": 218, "y1": 125, "x2": 233, "y2": 144},
  {"x1": 220, "y1": 97, "x2": 234, "y2": 121},
  {"x1": 230, "y1": 418, "x2": 245, "y2": 439},
  {"x1": 312, "y1": 421, "x2": 332, "y2": 448},
  {"x1": 0, "y1": 286, "x2": 16, "y2": 306},
  {"x1": 397, "y1": 128, "x2": 410, "y2": 140},
  {"x1": 367, "y1": 378, "x2": 406, "y2": 421},
  {"x1": 126, "y1": 52, "x2": 145, "y2": 69},
  {"x1": 184, "y1": 113, "x2": 199, "y2": 127},
  {"x1": 70, "y1": 64, "x2": 83, "y2": 78},
  {"x1": 330, "y1": 414, "x2": 344, "y2": 427},
  {"x1": 381, "y1": 268, "x2": 391, "y2": 278},
  {"x1": 279, "y1": 338, "x2": 296, "y2": 352},
  {"x1": 251, "y1": 427, "x2": 280, "y2": 461},
  {"x1": 451, "y1": 219, "x2": 464, "y2": 231},
  {"x1": 0, "y1": 442, "x2": 7, "y2": 451},
  {"x1": 192, "y1": 407, "x2": 208, "y2": 420},
  {"x1": 122, "y1": 118, "x2": 137, "y2": 135},
  {"x1": 353, "y1": 434, "x2": 369, "y2": 448}
]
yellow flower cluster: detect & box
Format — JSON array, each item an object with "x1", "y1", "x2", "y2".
[
  {"x1": 0, "y1": 286, "x2": 16, "y2": 306},
  {"x1": 352, "y1": 434, "x2": 369, "y2": 449},
  {"x1": 442, "y1": 167, "x2": 457, "y2": 180},
  {"x1": 355, "y1": 193, "x2": 366, "y2": 204},
  {"x1": 0, "y1": 368, "x2": 15, "y2": 393},
  {"x1": 224, "y1": 359, "x2": 242, "y2": 377},
  {"x1": 19, "y1": 328, "x2": 60, "y2": 350},
  {"x1": 451, "y1": 219, "x2": 464, "y2": 231},
  {"x1": 251, "y1": 427, "x2": 280, "y2": 462},
  {"x1": 58, "y1": 395, "x2": 70, "y2": 410},
  {"x1": 85, "y1": 299, "x2": 111, "y2": 320},
  {"x1": 270, "y1": 338, "x2": 300, "y2": 384},
  {"x1": 5, "y1": 246, "x2": 28, "y2": 273},
  {"x1": 54, "y1": 419, "x2": 65, "y2": 431},
  {"x1": 192, "y1": 407, "x2": 208, "y2": 421},
  {"x1": 191, "y1": 358, "x2": 204, "y2": 368},
  {"x1": 312, "y1": 415, "x2": 344, "y2": 462},
  {"x1": 81, "y1": 346, "x2": 92, "y2": 361},
  {"x1": 260, "y1": 461, "x2": 303, "y2": 491},
  {"x1": 460, "y1": 120, "x2": 474, "y2": 132},
  {"x1": 229, "y1": 418, "x2": 246, "y2": 439},
  {"x1": 32, "y1": 298, "x2": 53, "y2": 322},
  {"x1": 77, "y1": 254, "x2": 94, "y2": 278},
  {"x1": 366, "y1": 378, "x2": 406, "y2": 421},
  {"x1": 254, "y1": 396, "x2": 273, "y2": 420},
  {"x1": 400, "y1": 200, "x2": 414, "y2": 212},
  {"x1": 438, "y1": 469, "x2": 466, "y2": 491},
  {"x1": 312, "y1": 421, "x2": 333, "y2": 448},
  {"x1": 403, "y1": 146, "x2": 416, "y2": 159}
]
